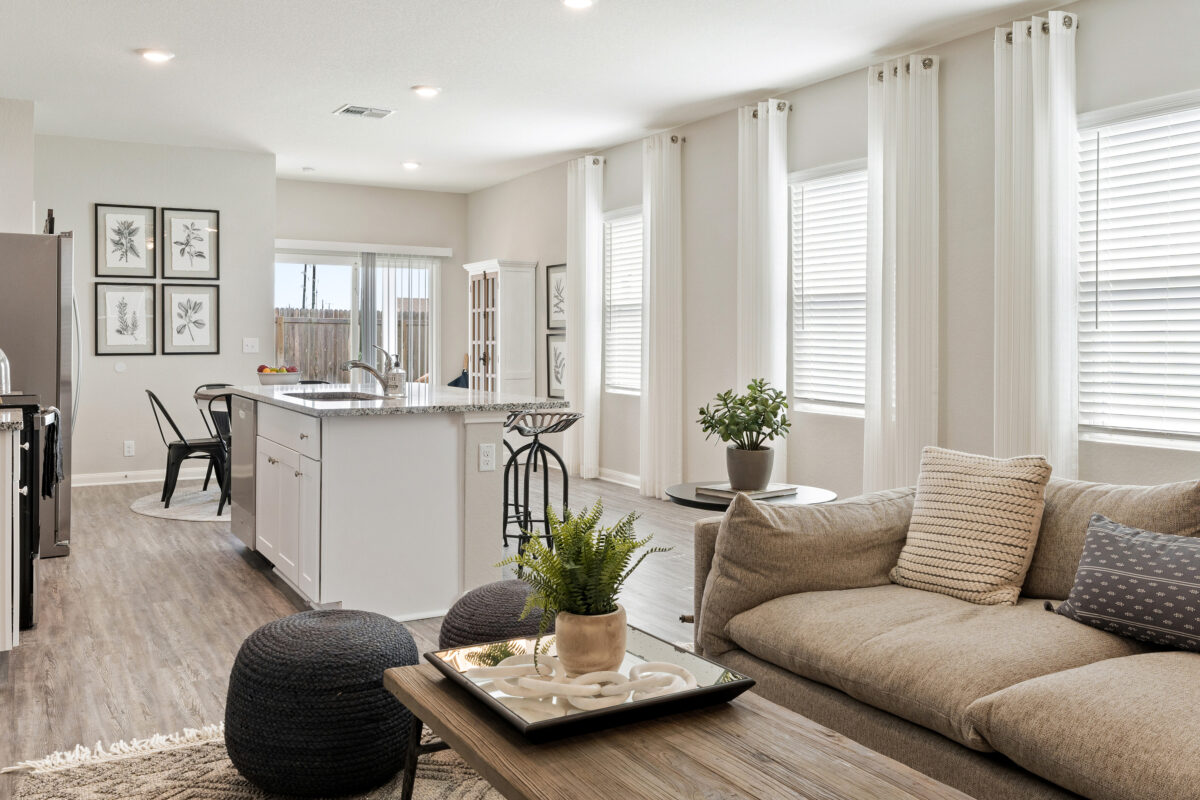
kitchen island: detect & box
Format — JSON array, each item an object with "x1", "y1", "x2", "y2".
[{"x1": 216, "y1": 383, "x2": 567, "y2": 621}]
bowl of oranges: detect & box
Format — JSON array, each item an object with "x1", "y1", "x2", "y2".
[{"x1": 257, "y1": 365, "x2": 301, "y2": 385}]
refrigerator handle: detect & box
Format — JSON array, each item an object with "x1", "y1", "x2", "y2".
[{"x1": 71, "y1": 291, "x2": 81, "y2": 430}]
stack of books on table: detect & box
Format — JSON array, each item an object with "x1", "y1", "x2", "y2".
[{"x1": 695, "y1": 483, "x2": 799, "y2": 500}]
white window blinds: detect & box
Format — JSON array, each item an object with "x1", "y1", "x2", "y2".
[
  {"x1": 603, "y1": 212, "x2": 643, "y2": 393},
  {"x1": 790, "y1": 168, "x2": 868, "y2": 408},
  {"x1": 1079, "y1": 105, "x2": 1200, "y2": 437}
]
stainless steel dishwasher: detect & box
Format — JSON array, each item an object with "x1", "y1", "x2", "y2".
[{"x1": 231, "y1": 395, "x2": 256, "y2": 549}]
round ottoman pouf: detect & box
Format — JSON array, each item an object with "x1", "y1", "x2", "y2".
[
  {"x1": 438, "y1": 579, "x2": 554, "y2": 649},
  {"x1": 224, "y1": 610, "x2": 418, "y2": 797}
]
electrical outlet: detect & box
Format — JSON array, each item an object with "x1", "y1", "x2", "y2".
[
  {"x1": 242, "y1": 337, "x2": 260, "y2": 354},
  {"x1": 479, "y1": 442, "x2": 496, "y2": 472},
  {"x1": 123, "y1": 440, "x2": 135, "y2": 457}
]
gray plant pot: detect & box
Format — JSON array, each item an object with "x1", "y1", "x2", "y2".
[{"x1": 726, "y1": 446, "x2": 773, "y2": 491}]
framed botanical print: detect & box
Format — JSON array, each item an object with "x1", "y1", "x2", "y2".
[
  {"x1": 546, "y1": 263, "x2": 566, "y2": 330},
  {"x1": 546, "y1": 333, "x2": 566, "y2": 399},
  {"x1": 162, "y1": 207, "x2": 219, "y2": 280},
  {"x1": 95, "y1": 282, "x2": 155, "y2": 355},
  {"x1": 95, "y1": 203, "x2": 156, "y2": 278},
  {"x1": 162, "y1": 283, "x2": 219, "y2": 354}
]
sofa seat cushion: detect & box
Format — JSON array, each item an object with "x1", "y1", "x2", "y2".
[
  {"x1": 725, "y1": 584, "x2": 1149, "y2": 750},
  {"x1": 966, "y1": 652, "x2": 1200, "y2": 800}
]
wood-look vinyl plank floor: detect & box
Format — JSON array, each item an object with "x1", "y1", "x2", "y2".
[{"x1": 0, "y1": 476, "x2": 710, "y2": 799}]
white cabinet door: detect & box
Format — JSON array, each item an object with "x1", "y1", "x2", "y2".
[
  {"x1": 296, "y1": 455, "x2": 321, "y2": 601},
  {"x1": 254, "y1": 437, "x2": 279, "y2": 564},
  {"x1": 272, "y1": 444, "x2": 300, "y2": 585}
]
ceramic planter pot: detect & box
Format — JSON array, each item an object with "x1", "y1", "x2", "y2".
[
  {"x1": 554, "y1": 604, "x2": 627, "y2": 675},
  {"x1": 726, "y1": 446, "x2": 773, "y2": 491}
]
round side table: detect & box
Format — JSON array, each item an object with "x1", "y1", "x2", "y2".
[{"x1": 664, "y1": 482, "x2": 837, "y2": 511}]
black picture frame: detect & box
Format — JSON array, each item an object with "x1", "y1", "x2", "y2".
[
  {"x1": 546, "y1": 332, "x2": 566, "y2": 398},
  {"x1": 94, "y1": 203, "x2": 156, "y2": 279},
  {"x1": 545, "y1": 263, "x2": 566, "y2": 330},
  {"x1": 161, "y1": 207, "x2": 220, "y2": 280},
  {"x1": 94, "y1": 282, "x2": 156, "y2": 356},
  {"x1": 161, "y1": 283, "x2": 220, "y2": 355}
]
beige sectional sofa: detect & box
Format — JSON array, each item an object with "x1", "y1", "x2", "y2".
[{"x1": 694, "y1": 478, "x2": 1200, "y2": 800}]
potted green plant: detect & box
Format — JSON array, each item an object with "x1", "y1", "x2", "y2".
[
  {"x1": 498, "y1": 501, "x2": 669, "y2": 675},
  {"x1": 697, "y1": 378, "x2": 791, "y2": 491}
]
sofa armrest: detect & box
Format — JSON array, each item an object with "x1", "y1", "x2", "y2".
[
  {"x1": 698, "y1": 488, "x2": 915, "y2": 658},
  {"x1": 693, "y1": 516, "x2": 724, "y2": 647}
]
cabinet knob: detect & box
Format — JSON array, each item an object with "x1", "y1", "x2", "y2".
[
  {"x1": 267, "y1": 456, "x2": 279, "y2": 465},
  {"x1": 299, "y1": 433, "x2": 309, "y2": 440},
  {"x1": 294, "y1": 470, "x2": 303, "y2": 477},
  {"x1": 19, "y1": 442, "x2": 29, "y2": 451}
]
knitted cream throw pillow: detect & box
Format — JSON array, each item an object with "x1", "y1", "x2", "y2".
[{"x1": 890, "y1": 446, "x2": 1052, "y2": 605}]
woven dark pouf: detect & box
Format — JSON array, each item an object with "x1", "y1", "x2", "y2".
[
  {"x1": 224, "y1": 609, "x2": 417, "y2": 797},
  {"x1": 438, "y1": 579, "x2": 554, "y2": 649}
]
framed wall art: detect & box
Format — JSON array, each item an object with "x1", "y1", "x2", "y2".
[
  {"x1": 162, "y1": 207, "x2": 219, "y2": 280},
  {"x1": 162, "y1": 283, "x2": 219, "y2": 354},
  {"x1": 95, "y1": 282, "x2": 156, "y2": 355},
  {"x1": 95, "y1": 203, "x2": 156, "y2": 278},
  {"x1": 546, "y1": 263, "x2": 566, "y2": 330},
  {"x1": 546, "y1": 332, "x2": 566, "y2": 399}
]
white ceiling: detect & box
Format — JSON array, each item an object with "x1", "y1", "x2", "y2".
[{"x1": 0, "y1": 0, "x2": 1050, "y2": 193}]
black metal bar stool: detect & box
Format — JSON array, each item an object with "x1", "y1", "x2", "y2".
[{"x1": 501, "y1": 411, "x2": 582, "y2": 552}]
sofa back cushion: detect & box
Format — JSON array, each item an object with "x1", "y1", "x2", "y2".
[
  {"x1": 697, "y1": 488, "x2": 915, "y2": 657},
  {"x1": 1024, "y1": 477, "x2": 1200, "y2": 599},
  {"x1": 889, "y1": 447, "x2": 1052, "y2": 605}
]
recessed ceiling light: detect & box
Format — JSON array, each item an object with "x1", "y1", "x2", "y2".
[
  {"x1": 136, "y1": 48, "x2": 175, "y2": 63},
  {"x1": 563, "y1": 0, "x2": 593, "y2": 8},
  {"x1": 402, "y1": 161, "x2": 421, "y2": 170},
  {"x1": 301, "y1": 166, "x2": 316, "y2": 172},
  {"x1": 411, "y1": 85, "x2": 441, "y2": 98}
]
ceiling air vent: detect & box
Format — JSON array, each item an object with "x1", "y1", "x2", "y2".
[{"x1": 332, "y1": 104, "x2": 393, "y2": 120}]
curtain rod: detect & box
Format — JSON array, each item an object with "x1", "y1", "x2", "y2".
[
  {"x1": 875, "y1": 57, "x2": 935, "y2": 81},
  {"x1": 1004, "y1": 14, "x2": 1077, "y2": 43}
]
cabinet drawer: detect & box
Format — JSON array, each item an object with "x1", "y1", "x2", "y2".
[{"x1": 258, "y1": 403, "x2": 321, "y2": 460}]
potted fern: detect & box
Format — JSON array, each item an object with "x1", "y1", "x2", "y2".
[
  {"x1": 498, "y1": 501, "x2": 669, "y2": 675},
  {"x1": 697, "y1": 378, "x2": 791, "y2": 491}
]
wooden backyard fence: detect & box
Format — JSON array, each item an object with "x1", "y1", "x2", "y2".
[{"x1": 274, "y1": 306, "x2": 431, "y2": 383}]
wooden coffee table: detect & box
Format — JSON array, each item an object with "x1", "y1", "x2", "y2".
[{"x1": 384, "y1": 664, "x2": 973, "y2": 800}]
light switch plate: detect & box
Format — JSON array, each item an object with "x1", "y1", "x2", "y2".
[
  {"x1": 242, "y1": 337, "x2": 259, "y2": 354},
  {"x1": 123, "y1": 440, "x2": 135, "y2": 457},
  {"x1": 479, "y1": 442, "x2": 496, "y2": 472}
]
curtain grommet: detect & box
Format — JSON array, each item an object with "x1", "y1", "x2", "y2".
[
  {"x1": 921, "y1": 57, "x2": 934, "y2": 70},
  {"x1": 1062, "y1": 15, "x2": 1073, "y2": 29}
]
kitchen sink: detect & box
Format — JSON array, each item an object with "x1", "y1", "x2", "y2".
[{"x1": 283, "y1": 391, "x2": 388, "y2": 402}]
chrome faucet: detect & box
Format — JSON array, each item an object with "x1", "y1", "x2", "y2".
[
  {"x1": 342, "y1": 345, "x2": 408, "y2": 397},
  {"x1": 341, "y1": 359, "x2": 388, "y2": 392}
]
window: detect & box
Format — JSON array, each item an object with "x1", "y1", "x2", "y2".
[
  {"x1": 603, "y1": 210, "x2": 643, "y2": 393},
  {"x1": 1078, "y1": 104, "x2": 1200, "y2": 438},
  {"x1": 790, "y1": 166, "x2": 868, "y2": 410},
  {"x1": 274, "y1": 252, "x2": 437, "y2": 383}
]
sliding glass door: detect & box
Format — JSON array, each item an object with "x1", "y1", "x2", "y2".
[{"x1": 274, "y1": 252, "x2": 438, "y2": 384}]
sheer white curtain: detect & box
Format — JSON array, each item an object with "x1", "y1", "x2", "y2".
[
  {"x1": 736, "y1": 99, "x2": 790, "y2": 481},
  {"x1": 863, "y1": 55, "x2": 940, "y2": 492},
  {"x1": 639, "y1": 133, "x2": 684, "y2": 498},
  {"x1": 565, "y1": 155, "x2": 604, "y2": 479},
  {"x1": 993, "y1": 12, "x2": 1078, "y2": 477}
]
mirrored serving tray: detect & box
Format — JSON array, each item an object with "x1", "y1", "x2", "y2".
[{"x1": 425, "y1": 625, "x2": 755, "y2": 741}]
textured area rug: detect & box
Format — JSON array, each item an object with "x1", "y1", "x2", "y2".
[
  {"x1": 7, "y1": 725, "x2": 500, "y2": 800},
  {"x1": 131, "y1": 488, "x2": 230, "y2": 521}
]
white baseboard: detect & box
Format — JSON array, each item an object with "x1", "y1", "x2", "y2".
[
  {"x1": 73, "y1": 465, "x2": 211, "y2": 487},
  {"x1": 598, "y1": 467, "x2": 639, "y2": 489}
]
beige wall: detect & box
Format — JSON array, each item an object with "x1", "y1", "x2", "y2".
[
  {"x1": 463, "y1": 0, "x2": 1200, "y2": 496},
  {"x1": 275, "y1": 179, "x2": 469, "y2": 384},
  {"x1": 35, "y1": 136, "x2": 276, "y2": 478},
  {"x1": 0, "y1": 98, "x2": 34, "y2": 233}
]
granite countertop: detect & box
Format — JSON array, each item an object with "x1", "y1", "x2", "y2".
[
  {"x1": 0, "y1": 410, "x2": 23, "y2": 431},
  {"x1": 205, "y1": 383, "x2": 570, "y2": 418}
]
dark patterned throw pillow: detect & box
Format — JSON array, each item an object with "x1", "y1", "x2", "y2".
[{"x1": 1055, "y1": 514, "x2": 1200, "y2": 651}]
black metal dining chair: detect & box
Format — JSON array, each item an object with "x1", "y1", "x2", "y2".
[
  {"x1": 147, "y1": 390, "x2": 226, "y2": 508},
  {"x1": 208, "y1": 392, "x2": 234, "y2": 515},
  {"x1": 195, "y1": 383, "x2": 232, "y2": 491}
]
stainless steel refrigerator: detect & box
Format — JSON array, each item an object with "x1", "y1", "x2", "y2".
[{"x1": 0, "y1": 232, "x2": 75, "y2": 558}]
